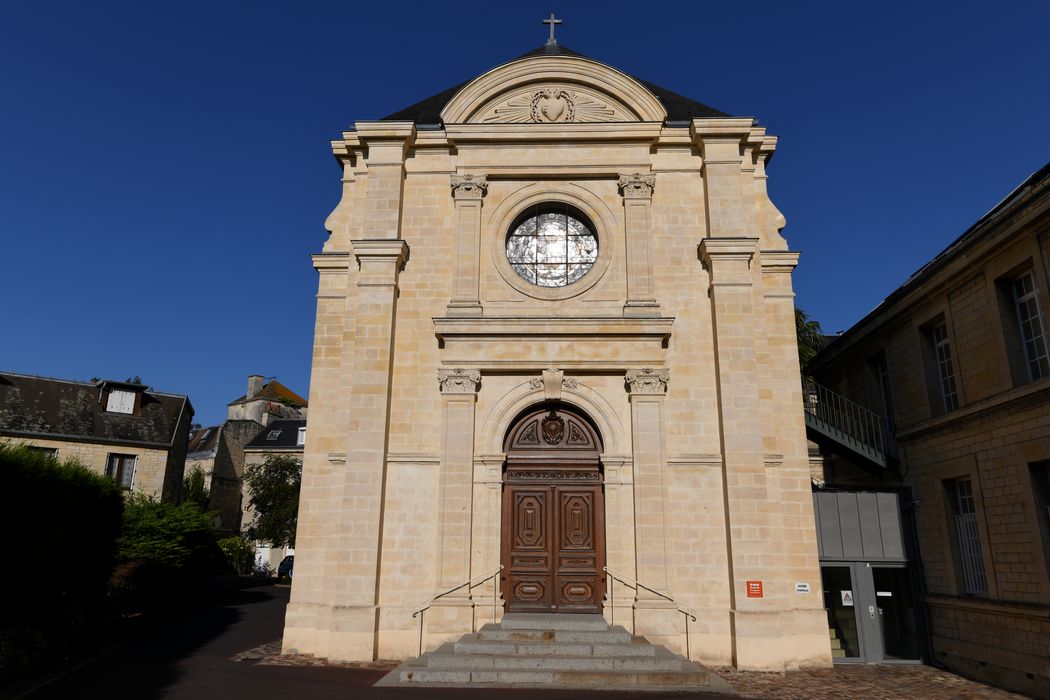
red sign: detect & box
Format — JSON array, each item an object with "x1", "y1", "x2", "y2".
[{"x1": 746, "y1": 580, "x2": 763, "y2": 598}]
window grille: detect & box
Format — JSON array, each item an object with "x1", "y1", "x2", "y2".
[
  {"x1": 931, "y1": 322, "x2": 959, "y2": 412},
  {"x1": 1012, "y1": 271, "x2": 1050, "y2": 380},
  {"x1": 953, "y1": 479, "x2": 987, "y2": 595}
]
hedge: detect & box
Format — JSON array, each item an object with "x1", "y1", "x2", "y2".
[{"x1": 0, "y1": 443, "x2": 124, "y2": 681}]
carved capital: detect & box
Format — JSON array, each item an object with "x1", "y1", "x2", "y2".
[
  {"x1": 438, "y1": 368, "x2": 481, "y2": 394},
  {"x1": 450, "y1": 174, "x2": 488, "y2": 201},
  {"x1": 618, "y1": 173, "x2": 656, "y2": 199},
  {"x1": 625, "y1": 368, "x2": 669, "y2": 395}
]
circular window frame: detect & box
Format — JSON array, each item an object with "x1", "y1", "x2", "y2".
[
  {"x1": 505, "y1": 203, "x2": 599, "y2": 290},
  {"x1": 489, "y1": 185, "x2": 615, "y2": 301}
]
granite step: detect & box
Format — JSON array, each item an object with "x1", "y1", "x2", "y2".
[
  {"x1": 425, "y1": 645, "x2": 688, "y2": 672},
  {"x1": 499, "y1": 612, "x2": 608, "y2": 631},
  {"x1": 394, "y1": 667, "x2": 713, "y2": 687},
  {"x1": 454, "y1": 638, "x2": 656, "y2": 657},
  {"x1": 476, "y1": 623, "x2": 632, "y2": 644}
]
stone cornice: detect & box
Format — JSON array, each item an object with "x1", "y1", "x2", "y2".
[
  {"x1": 759, "y1": 250, "x2": 801, "y2": 272},
  {"x1": 433, "y1": 316, "x2": 673, "y2": 343},
  {"x1": 444, "y1": 122, "x2": 662, "y2": 145},
  {"x1": 312, "y1": 252, "x2": 351, "y2": 271}
]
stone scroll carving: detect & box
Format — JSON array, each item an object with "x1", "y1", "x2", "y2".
[
  {"x1": 625, "y1": 368, "x2": 669, "y2": 395},
  {"x1": 449, "y1": 174, "x2": 488, "y2": 201},
  {"x1": 618, "y1": 173, "x2": 656, "y2": 199},
  {"x1": 437, "y1": 368, "x2": 481, "y2": 394},
  {"x1": 528, "y1": 369, "x2": 579, "y2": 400}
]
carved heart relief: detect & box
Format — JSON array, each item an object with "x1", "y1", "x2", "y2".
[
  {"x1": 531, "y1": 89, "x2": 574, "y2": 123},
  {"x1": 539, "y1": 94, "x2": 566, "y2": 121}
]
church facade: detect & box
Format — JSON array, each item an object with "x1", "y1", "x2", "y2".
[{"x1": 283, "y1": 42, "x2": 832, "y2": 671}]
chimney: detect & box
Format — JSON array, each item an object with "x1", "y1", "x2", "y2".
[{"x1": 247, "y1": 374, "x2": 264, "y2": 399}]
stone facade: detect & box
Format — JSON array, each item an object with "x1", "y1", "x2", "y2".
[
  {"x1": 812, "y1": 164, "x2": 1050, "y2": 696},
  {"x1": 284, "y1": 46, "x2": 830, "y2": 671}
]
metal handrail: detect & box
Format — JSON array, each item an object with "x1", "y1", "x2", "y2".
[
  {"x1": 410, "y1": 564, "x2": 503, "y2": 656},
  {"x1": 603, "y1": 566, "x2": 698, "y2": 660},
  {"x1": 803, "y1": 381, "x2": 891, "y2": 460}
]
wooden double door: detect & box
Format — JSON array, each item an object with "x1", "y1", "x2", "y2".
[
  {"x1": 500, "y1": 406, "x2": 606, "y2": 614},
  {"x1": 502, "y1": 480, "x2": 605, "y2": 613}
]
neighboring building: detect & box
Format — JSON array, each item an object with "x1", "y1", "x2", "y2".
[
  {"x1": 285, "y1": 40, "x2": 830, "y2": 672},
  {"x1": 186, "y1": 375, "x2": 307, "y2": 535},
  {"x1": 0, "y1": 372, "x2": 193, "y2": 500},
  {"x1": 242, "y1": 417, "x2": 306, "y2": 571},
  {"x1": 809, "y1": 163, "x2": 1050, "y2": 696}
]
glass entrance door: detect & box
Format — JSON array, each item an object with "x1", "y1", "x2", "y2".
[
  {"x1": 822, "y1": 562, "x2": 922, "y2": 662},
  {"x1": 821, "y1": 565, "x2": 861, "y2": 659},
  {"x1": 872, "y1": 566, "x2": 921, "y2": 660}
]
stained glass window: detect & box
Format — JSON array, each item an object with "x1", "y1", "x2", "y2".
[{"x1": 506, "y1": 207, "x2": 598, "y2": 287}]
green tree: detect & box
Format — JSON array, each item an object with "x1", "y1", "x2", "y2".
[
  {"x1": 243, "y1": 455, "x2": 302, "y2": 547},
  {"x1": 182, "y1": 465, "x2": 210, "y2": 511},
  {"x1": 796, "y1": 306, "x2": 826, "y2": 381}
]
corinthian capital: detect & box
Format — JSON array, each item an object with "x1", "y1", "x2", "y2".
[
  {"x1": 625, "y1": 368, "x2": 669, "y2": 395},
  {"x1": 438, "y1": 368, "x2": 481, "y2": 394},
  {"x1": 450, "y1": 174, "x2": 488, "y2": 201},
  {"x1": 618, "y1": 173, "x2": 655, "y2": 199}
]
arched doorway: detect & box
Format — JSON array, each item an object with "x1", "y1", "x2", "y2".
[{"x1": 501, "y1": 403, "x2": 606, "y2": 614}]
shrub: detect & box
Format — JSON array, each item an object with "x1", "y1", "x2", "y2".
[
  {"x1": 218, "y1": 536, "x2": 255, "y2": 575},
  {"x1": 0, "y1": 443, "x2": 124, "y2": 681},
  {"x1": 117, "y1": 494, "x2": 224, "y2": 573}
]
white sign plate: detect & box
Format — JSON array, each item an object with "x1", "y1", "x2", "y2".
[
  {"x1": 795, "y1": 582, "x2": 811, "y2": 593},
  {"x1": 841, "y1": 590, "x2": 854, "y2": 606}
]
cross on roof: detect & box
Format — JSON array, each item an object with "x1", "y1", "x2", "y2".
[{"x1": 543, "y1": 12, "x2": 562, "y2": 46}]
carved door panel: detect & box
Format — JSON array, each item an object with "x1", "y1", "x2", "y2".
[{"x1": 502, "y1": 481, "x2": 604, "y2": 613}]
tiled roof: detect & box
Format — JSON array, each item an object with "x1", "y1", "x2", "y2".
[{"x1": 226, "y1": 379, "x2": 308, "y2": 408}]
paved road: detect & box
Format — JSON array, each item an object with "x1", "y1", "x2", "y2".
[{"x1": 29, "y1": 581, "x2": 728, "y2": 700}]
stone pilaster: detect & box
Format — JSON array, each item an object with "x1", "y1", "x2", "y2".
[
  {"x1": 428, "y1": 369, "x2": 481, "y2": 638},
  {"x1": 618, "y1": 174, "x2": 660, "y2": 317},
  {"x1": 447, "y1": 175, "x2": 488, "y2": 316},
  {"x1": 699, "y1": 236, "x2": 778, "y2": 669},
  {"x1": 691, "y1": 119, "x2": 753, "y2": 239},
  {"x1": 626, "y1": 368, "x2": 681, "y2": 645}
]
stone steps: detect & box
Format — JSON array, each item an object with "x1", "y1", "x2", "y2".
[{"x1": 376, "y1": 612, "x2": 728, "y2": 690}]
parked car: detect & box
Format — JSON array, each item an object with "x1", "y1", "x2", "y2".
[{"x1": 278, "y1": 555, "x2": 294, "y2": 579}]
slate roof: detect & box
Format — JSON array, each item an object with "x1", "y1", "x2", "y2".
[
  {"x1": 226, "y1": 379, "x2": 308, "y2": 408},
  {"x1": 380, "y1": 43, "x2": 731, "y2": 125},
  {"x1": 0, "y1": 372, "x2": 192, "y2": 448},
  {"x1": 244, "y1": 419, "x2": 306, "y2": 450}
]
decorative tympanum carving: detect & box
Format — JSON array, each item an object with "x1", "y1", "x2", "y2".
[
  {"x1": 437, "y1": 368, "x2": 481, "y2": 394},
  {"x1": 567, "y1": 422, "x2": 588, "y2": 445},
  {"x1": 541, "y1": 410, "x2": 565, "y2": 444},
  {"x1": 625, "y1": 367, "x2": 669, "y2": 395},
  {"x1": 476, "y1": 85, "x2": 629, "y2": 124},
  {"x1": 618, "y1": 173, "x2": 656, "y2": 199},
  {"x1": 449, "y1": 174, "x2": 488, "y2": 201},
  {"x1": 517, "y1": 421, "x2": 540, "y2": 445}
]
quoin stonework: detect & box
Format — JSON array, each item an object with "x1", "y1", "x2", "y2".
[{"x1": 283, "y1": 42, "x2": 831, "y2": 671}]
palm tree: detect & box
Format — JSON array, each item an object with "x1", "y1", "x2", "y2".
[{"x1": 796, "y1": 307, "x2": 826, "y2": 382}]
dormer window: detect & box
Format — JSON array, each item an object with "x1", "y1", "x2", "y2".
[
  {"x1": 106, "y1": 389, "x2": 136, "y2": 414},
  {"x1": 266, "y1": 430, "x2": 281, "y2": 440},
  {"x1": 297, "y1": 426, "x2": 306, "y2": 446}
]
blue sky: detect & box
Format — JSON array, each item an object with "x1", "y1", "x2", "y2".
[{"x1": 1, "y1": 1, "x2": 1047, "y2": 426}]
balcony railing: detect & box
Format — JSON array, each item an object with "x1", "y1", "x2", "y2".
[{"x1": 803, "y1": 381, "x2": 893, "y2": 470}]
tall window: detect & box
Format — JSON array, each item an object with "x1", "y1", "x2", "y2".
[
  {"x1": 297, "y1": 426, "x2": 306, "y2": 446},
  {"x1": 1012, "y1": 271, "x2": 1050, "y2": 381},
  {"x1": 949, "y1": 478, "x2": 988, "y2": 595},
  {"x1": 106, "y1": 453, "x2": 137, "y2": 490},
  {"x1": 931, "y1": 322, "x2": 960, "y2": 412},
  {"x1": 1030, "y1": 462, "x2": 1050, "y2": 582}
]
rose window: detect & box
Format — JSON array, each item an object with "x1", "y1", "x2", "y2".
[{"x1": 506, "y1": 206, "x2": 598, "y2": 288}]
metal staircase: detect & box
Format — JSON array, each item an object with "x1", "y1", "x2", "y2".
[{"x1": 803, "y1": 382, "x2": 895, "y2": 471}]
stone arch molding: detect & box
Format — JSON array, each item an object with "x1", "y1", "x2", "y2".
[
  {"x1": 480, "y1": 377, "x2": 628, "y2": 458},
  {"x1": 441, "y1": 56, "x2": 667, "y2": 125}
]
